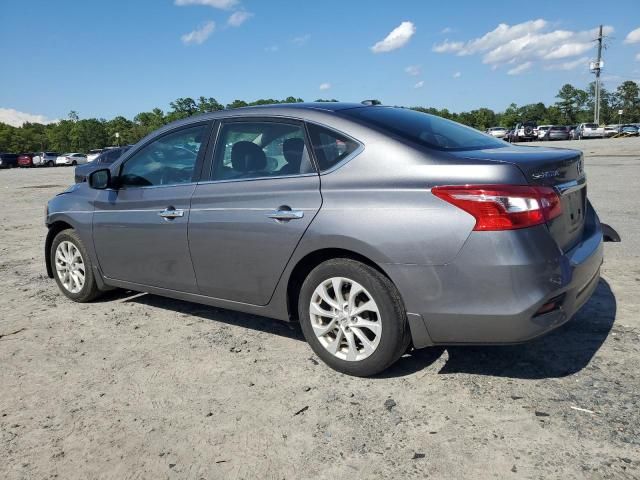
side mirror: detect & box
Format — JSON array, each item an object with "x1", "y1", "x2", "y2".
[{"x1": 88, "y1": 169, "x2": 111, "y2": 189}]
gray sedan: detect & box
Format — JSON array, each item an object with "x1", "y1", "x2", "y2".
[{"x1": 44, "y1": 103, "x2": 606, "y2": 376}]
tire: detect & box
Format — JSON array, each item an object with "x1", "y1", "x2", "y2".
[
  {"x1": 47, "y1": 160, "x2": 54, "y2": 167},
  {"x1": 50, "y1": 228, "x2": 102, "y2": 303},
  {"x1": 71, "y1": 160, "x2": 77, "y2": 166},
  {"x1": 298, "y1": 258, "x2": 411, "y2": 377}
]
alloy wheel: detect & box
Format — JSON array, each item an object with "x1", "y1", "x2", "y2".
[
  {"x1": 55, "y1": 241, "x2": 86, "y2": 293},
  {"x1": 309, "y1": 277, "x2": 382, "y2": 362}
]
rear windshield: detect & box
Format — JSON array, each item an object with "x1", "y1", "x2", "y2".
[
  {"x1": 584, "y1": 123, "x2": 598, "y2": 128},
  {"x1": 550, "y1": 126, "x2": 566, "y2": 131},
  {"x1": 342, "y1": 107, "x2": 506, "y2": 151}
]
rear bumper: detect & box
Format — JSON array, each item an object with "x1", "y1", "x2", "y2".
[{"x1": 385, "y1": 203, "x2": 604, "y2": 347}]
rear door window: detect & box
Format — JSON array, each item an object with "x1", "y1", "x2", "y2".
[{"x1": 210, "y1": 120, "x2": 315, "y2": 181}]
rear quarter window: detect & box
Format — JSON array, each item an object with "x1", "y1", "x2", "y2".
[{"x1": 306, "y1": 123, "x2": 359, "y2": 172}]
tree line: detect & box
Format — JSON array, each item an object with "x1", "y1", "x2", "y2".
[{"x1": 1, "y1": 81, "x2": 638, "y2": 153}]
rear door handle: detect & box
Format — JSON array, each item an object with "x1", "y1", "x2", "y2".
[
  {"x1": 266, "y1": 209, "x2": 304, "y2": 221},
  {"x1": 159, "y1": 208, "x2": 184, "y2": 219}
]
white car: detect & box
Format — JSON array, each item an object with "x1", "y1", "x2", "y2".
[
  {"x1": 32, "y1": 151, "x2": 60, "y2": 167},
  {"x1": 56, "y1": 153, "x2": 87, "y2": 166},
  {"x1": 536, "y1": 125, "x2": 552, "y2": 140},
  {"x1": 486, "y1": 127, "x2": 507, "y2": 138},
  {"x1": 575, "y1": 123, "x2": 605, "y2": 139},
  {"x1": 604, "y1": 125, "x2": 618, "y2": 138},
  {"x1": 86, "y1": 149, "x2": 104, "y2": 162}
]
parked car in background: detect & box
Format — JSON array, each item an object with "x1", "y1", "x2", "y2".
[
  {"x1": 486, "y1": 127, "x2": 507, "y2": 139},
  {"x1": 33, "y1": 152, "x2": 61, "y2": 167},
  {"x1": 575, "y1": 123, "x2": 605, "y2": 139},
  {"x1": 0, "y1": 153, "x2": 20, "y2": 168},
  {"x1": 513, "y1": 121, "x2": 538, "y2": 142},
  {"x1": 536, "y1": 125, "x2": 552, "y2": 140},
  {"x1": 567, "y1": 125, "x2": 578, "y2": 139},
  {"x1": 545, "y1": 125, "x2": 571, "y2": 141},
  {"x1": 45, "y1": 102, "x2": 607, "y2": 376},
  {"x1": 56, "y1": 153, "x2": 87, "y2": 166},
  {"x1": 86, "y1": 149, "x2": 104, "y2": 162},
  {"x1": 618, "y1": 124, "x2": 639, "y2": 136},
  {"x1": 74, "y1": 146, "x2": 132, "y2": 183},
  {"x1": 604, "y1": 125, "x2": 618, "y2": 137},
  {"x1": 18, "y1": 153, "x2": 35, "y2": 167}
]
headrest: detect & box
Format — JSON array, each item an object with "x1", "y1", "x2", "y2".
[
  {"x1": 231, "y1": 141, "x2": 266, "y2": 172},
  {"x1": 282, "y1": 138, "x2": 305, "y2": 166}
]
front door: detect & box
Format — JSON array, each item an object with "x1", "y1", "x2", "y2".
[
  {"x1": 93, "y1": 123, "x2": 211, "y2": 292},
  {"x1": 189, "y1": 119, "x2": 322, "y2": 305}
]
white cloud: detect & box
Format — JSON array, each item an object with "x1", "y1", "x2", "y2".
[
  {"x1": 624, "y1": 27, "x2": 640, "y2": 44},
  {"x1": 414, "y1": 80, "x2": 425, "y2": 89},
  {"x1": 0, "y1": 108, "x2": 56, "y2": 127},
  {"x1": 319, "y1": 82, "x2": 331, "y2": 91},
  {"x1": 453, "y1": 71, "x2": 461, "y2": 78},
  {"x1": 441, "y1": 27, "x2": 453, "y2": 34},
  {"x1": 181, "y1": 21, "x2": 215, "y2": 45},
  {"x1": 544, "y1": 56, "x2": 588, "y2": 71},
  {"x1": 264, "y1": 45, "x2": 278, "y2": 53},
  {"x1": 636, "y1": 53, "x2": 640, "y2": 61},
  {"x1": 404, "y1": 65, "x2": 421, "y2": 76},
  {"x1": 543, "y1": 42, "x2": 592, "y2": 59},
  {"x1": 507, "y1": 62, "x2": 532, "y2": 75},
  {"x1": 371, "y1": 21, "x2": 416, "y2": 53},
  {"x1": 433, "y1": 19, "x2": 613, "y2": 73},
  {"x1": 175, "y1": 0, "x2": 238, "y2": 9},
  {"x1": 227, "y1": 10, "x2": 253, "y2": 27},
  {"x1": 292, "y1": 34, "x2": 311, "y2": 46},
  {"x1": 433, "y1": 40, "x2": 464, "y2": 53}
]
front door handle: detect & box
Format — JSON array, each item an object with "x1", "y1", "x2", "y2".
[
  {"x1": 266, "y1": 209, "x2": 304, "y2": 221},
  {"x1": 159, "y1": 208, "x2": 184, "y2": 219}
]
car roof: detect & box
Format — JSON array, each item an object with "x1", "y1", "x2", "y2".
[{"x1": 139, "y1": 102, "x2": 376, "y2": 141}]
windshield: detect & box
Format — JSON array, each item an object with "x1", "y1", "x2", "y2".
[{"x1": 343, "y1": 107, "x2": 506, "y2": 151}]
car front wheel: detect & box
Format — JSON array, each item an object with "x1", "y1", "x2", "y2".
[
  {"x1": 51, "y1": 229, "x2": 101, "y2": 302},
  {"x1": 298, "y1": 259, "x2": 410, "y2": 376}
]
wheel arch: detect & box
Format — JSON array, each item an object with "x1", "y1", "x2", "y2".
[
  {"x1": 45, "y1": 220, "x2": 74, "y2": 278},
  {"x1": 285, "y1": 248, "x2": 395, "y2": 322}
]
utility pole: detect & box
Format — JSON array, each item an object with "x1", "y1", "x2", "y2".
[{"x1": 592, "y1": 25, "x2": 604, "y2": 125}]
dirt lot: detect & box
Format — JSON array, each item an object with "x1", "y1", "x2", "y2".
[{"x1": 1, "y1": 137, "x2": 639, "y2": 479}]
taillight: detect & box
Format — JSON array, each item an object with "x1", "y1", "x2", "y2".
[{"x1": 431, "y1": 184, "x2": 562, "y2": 231}]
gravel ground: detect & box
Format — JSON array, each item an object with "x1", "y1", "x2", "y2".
[{"x1": 1, "y1": 137, "x2": 639, "y2": 479}]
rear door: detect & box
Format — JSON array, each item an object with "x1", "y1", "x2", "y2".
[{"x1": 189, "y1": 118, "x2": 321, "y2": 305}]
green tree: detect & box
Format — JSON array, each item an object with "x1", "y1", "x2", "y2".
[
  {"x1": 196, "y1": 97, "x2": 224, "y2": 113},
  {"x1": 614, "y1": 80, "x2": 640, "y2": 122},
  {"x1": 226, "y1": 99, "x2": 249, "y2": 109},
  {"x1": 167, "y1": 97, "x2": 198, "y2": 122}
]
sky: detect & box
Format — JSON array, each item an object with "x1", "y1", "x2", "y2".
[{"x1": 1, "y1": 0, "x2": 639, "y2": 126}]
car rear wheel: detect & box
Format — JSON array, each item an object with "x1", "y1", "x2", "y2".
[
  {"x1": 47, "y1": 160, "x2": 54, "y2": 167},
  {"x1": 71, "y1": 160, "x2": 77, "y2": 166},
  {"x1": 298, "y1": 258, "x2": 410, "y2": 376},
  {"x1": 51, "y1": 229, "x2": 101, "y2": 303}
]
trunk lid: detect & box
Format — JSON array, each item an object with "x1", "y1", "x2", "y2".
[{"x1": 451, "y1": 145, "x2": 586, "y2": 252}]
